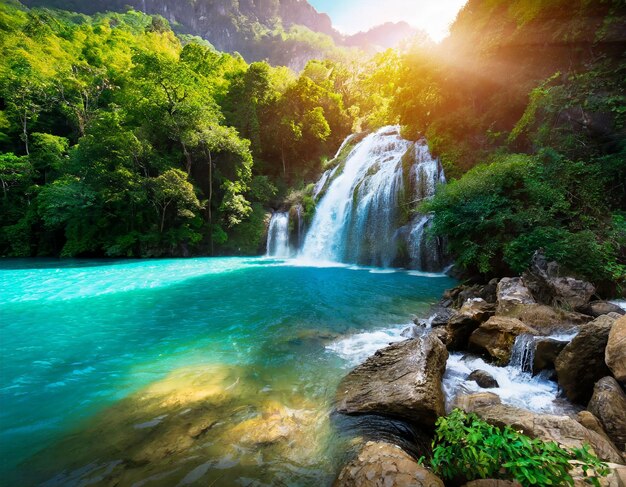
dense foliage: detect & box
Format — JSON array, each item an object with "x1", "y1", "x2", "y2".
[
  {"x1": 0, "y1": 1, "x2": 391, "y2": 257},
  {"x1": 393, "y1": 0, "x2": 626, "y2": 288},
  {"x1": 427, "y1": 410, "x2": 609, "y2": 486}
]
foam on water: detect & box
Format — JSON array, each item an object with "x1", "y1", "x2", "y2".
[
  {"x1": 610, "y1": 300, "x2": 626, "y2": 311},
  {"x1": 326, "y1": 326, "x2": 408, "y2": 367}
]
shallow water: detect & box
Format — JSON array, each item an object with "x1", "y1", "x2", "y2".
[{"x1": 0, "y1": 257, "x2": 455, "y2": 486}]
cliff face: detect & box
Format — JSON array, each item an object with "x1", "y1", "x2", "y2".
[
  {"x1": 22, "y1": 0, "x2": 420, "y2": 67},
  {"x1": 22, "y1": 0, "x2": 340, "y2": 66}
]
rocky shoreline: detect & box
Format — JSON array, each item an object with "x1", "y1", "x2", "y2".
[{"x1": 332, "y1": 252, "x2": 626, "y2": 486}]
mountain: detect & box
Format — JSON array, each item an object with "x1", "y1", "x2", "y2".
[
  {"x1": 21, "y1": 0, "x2": 421, "y2": 67},
  {"x1": 344, "y1": 21, "x2": 424, "y2": 52}
]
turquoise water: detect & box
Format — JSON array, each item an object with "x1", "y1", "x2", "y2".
[{"x1": 0, "y1": 258, "x2": 454, "y2": 486}]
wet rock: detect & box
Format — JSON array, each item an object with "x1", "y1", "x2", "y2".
[
  {"x1": 469, "y1": 316, "x2": 539, "y2": 364},
  {"x1": 402, "y1": 324, "x2": 422, "y2": 339},
  {"x1": 503, "y1": 303, "x2": 591, "y2": 335},
  {"x1": 463, "y1": 481, "x2": 521, "y2": 487},
  {"x1": 606, "y1": 315, "x2": 626, "y2": 384},
  {"x1": 497, "y1": 278, "x2": 536, "y2": 313},
  {"x1": 556, "y1": 314, "x2": 616, "y2": 404},
  {"x1": 336, "y1": 334, "x2": 448, "y2": 428},
  {"x1": 416, "y1": 306, "x2": 456, "y2": 328},
  {"x1": 468, "y1": 370, "x2": 500, "y2": 389},
  {"x1": 579, "y1": 301, "x2": 626, "y2": 318},
  {"x1": 467, "y1": 403, "x2": 624, "y2": 464},
  {"x1": 533, "y1": 337, "x2": 568, "y2": 374},
  {"x1": 523, "y1": 250, "x2": 596, "y2": 309},
  {"x1": 333, "y1": 441, "x2": 444, "y2": 487},
  {"x1": 588, "y1": 377, "x2": 626, "y2": 452},
  {"x1": 452, "y1": 392, "x2": 501, "y2": 412},
  {"x1": 577, "y1": 411, "x2": 613, "y2": 442},
  {"x1": 446, "y1": 301, "x2": 494, "y2": 351}
]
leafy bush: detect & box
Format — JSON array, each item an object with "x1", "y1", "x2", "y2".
[{"x1": 427, "y1": 409, "x2": 609, "y2": 486}]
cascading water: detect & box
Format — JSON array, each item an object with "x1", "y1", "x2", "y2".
[
  {"x1": 266, "y1": 212, "x2": 291, "y2": 258},
  {"x1": 510, "y1": 334, "x2": 536, "y2": 374},
  {"x1": 301, "y1": 126, "x2": 446, "y2": 270}
]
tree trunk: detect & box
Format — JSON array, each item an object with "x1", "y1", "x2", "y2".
[
  {"x1": 182, "y1": 141, "x2": 193, "y2": 175},
  {"x1": 22, "y1": 114, "x2": 29, "y2": 156}
]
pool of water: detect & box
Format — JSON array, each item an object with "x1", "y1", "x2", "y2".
[{"x1": 0, "y1": 257, "x2": 455, "y2": 486}]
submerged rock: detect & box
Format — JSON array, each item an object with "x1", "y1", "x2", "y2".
[
  {"x1": 333, "y1": 441, "x2": 444, "y2": 487},
  {"x1": 606, "y1": 315, "x2": 626, "y2": 384},
  {"x1": 469, "y1": 316, "x2": 538, "y2": 365},
  {"x1": 335, "y1": 334, "x2": 448, "y2": 428},
  {"x1": 555, "y1": 314, "x2": 616, "y2": 404},
  {"x1": 467, "y1": 403, "x2": 624, "y2": 464},
  {"x1": 523, "y1": 250, "x2": 596, "y2": 309},
  {"x1": 588, "y1": 377, "x2": 626, "y2": 452},
  {"x1": 468, "y1": 370, "x2": 500, "y2": 389},
  {"x1": 496, "y1": 278, "x2": 536, "y2": 313}
]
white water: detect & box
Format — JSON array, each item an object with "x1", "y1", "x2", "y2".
[
  {"x1": 266, "y1": 212, "x2": 291, "y2": 258},
  {"x1": 301, "y1": 126, "x2": 446, "y2": 270}
]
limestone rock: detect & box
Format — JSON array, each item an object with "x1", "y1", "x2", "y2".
[
  {"x1": 588, "y1": 377, "x2": 626, "y2": 452},
  {"x1": 580, "y1": 301, "x2": 626, "y2": 318},
  {"x1": 333, "y1": 441, "x2": 444, "y2": 487},
  {"x1": 496, "y1": 278, "x2": 536, "y2": 313},
  {"x1": 446, "y1": 312, "x2": 481, "y2": 351},
  {"x1": 336, "y1": 334, "x2": 448, "y2": 427},
  {"x1": 468, "y1": 370, "x2": 500, "y2": 389},
  {"x1": 533, "y1": 337, "x2": 568, "y2": 374},
  {"x1": 469, "y1": 316, "x2": 539, "y2": 364},
  {"x1": 415, "y1": 306, "x2": 456, "y2": 328},
  {"x1": 556, "y1": 314, "x2": 616, "y2": 404},
  {"x1": 503, "y1": 303, "x2": 591, "y2": 335},
  {"x1": 577, "y1": 411, "x2": 613, "y2": 442},
  {"x1": 459, "y1": 298, "x2": 497, "y2": 322},
  {"x1": 606, "y1": 316, "x2": 626, "y2": 384},
  {"x1": 523, "y1": 250, "x2": 595, "y2": 309},
  {"x1": 467, "y1": 403, "x2": 624, "y2": 464}
]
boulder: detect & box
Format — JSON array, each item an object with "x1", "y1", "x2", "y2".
[
  {"x1": 555, "y1": 314, "x2": 616, "y2": 404},
  {"x1": 452, "y1": 392, "x2": 501, "y2": 412},
  {"x1": 606, "y1": 316, "x2": 626, "y2": 384},
  {"x1": 459, "y1": 298, "x2": 497, "y2": 322},
  {"x1": 496, "y1": 278, "x2": 536, "y2": 313},
  {"x1": 503, "y1": 303, "x2": 591, "y2": 335},
  {"x1": 522, "y1": 250, "x2": 596, "y2": 309},
  {"x1": 579, "y1": 301, "x2": 626, "y2": 318},
  {"x1": 416, "y1": 306, "x2": 456, "y2": 328},
  {"x1": 467, "y1": 403, "x2": 624, "y2": 464},
  {"x1": 469, "y1": 316, "x2": 539, "y2": 364},
  {"x1": 533, "y1": 338, "x2": 568, "y2": 374},
  {"x1": 333, "y1": 441, "x2": 445, "y2": 487},
  {"x1": 335, "y1": 334, "x2": 448, "y2": 427},
  {"x1": 577, "y1": 411, "x2": 613, "y2": 442},
  {"x1": 468, "y1": 370, "x2": 500, "y2": 389},
  {"x1": 588, "y1": 377, "x2": 626, "y2": 452}
]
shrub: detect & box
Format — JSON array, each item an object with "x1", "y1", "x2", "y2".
[{"x1": 426, "y1": 409, "x2": 609, "y2": 486}]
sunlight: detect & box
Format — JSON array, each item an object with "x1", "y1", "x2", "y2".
[{"x1": 311, "y1": 0, "x2": 468, "y2": 41}]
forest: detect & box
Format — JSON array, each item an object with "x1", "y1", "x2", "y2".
[{"x1": 0, "y1": 0, "x2": 624, "y2": 289}]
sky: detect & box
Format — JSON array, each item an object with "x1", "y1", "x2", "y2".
[{"x1": 308, "y1": 0, "x2": 468, "y2": 42}]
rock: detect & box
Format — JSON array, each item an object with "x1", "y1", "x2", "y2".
[
  {"x1": 588, "y1": 377, "x2": 626, "y2": 452},
  {"x1": 452, "y1": 392, "x2": 501, "y2": 412},
  {"x1": 469, "y1": 316, "x2": 539, "y2": 364},
  {"x1": 555, "y1": 314, "x2": 616, "y2": 404},
  {"x1": 503, "y1": 303, "x2": 591, "y2": 335},
  {"x1": 416, "y1": 306, "x2": 456, "y2": 328},
  {"x1": 468, "y1": 370, "x2": 500, "y2": 388},
  {"x1": 333, "y1": 441, "x2": 444, "y2": 487},
  {"x1": 335, "y1": 334, "x2": 448, "y2": 428},
  {"x1": 459, "y1": 298, "x2": 497, "y2": 322},
  {"x1": 463, "y1": 481, "x2": 521, "y2": 487},
  {"x1": 580, "y1": 301, "x2": 626, "y2": 318},
  {"x1": 533, "y1": 337, "x2": 568, "y2": 374},
  {"x1": 522, "y1": 250, "x2": 596, "y2": 309},
  {"x1": 467, "y1": 403, "x2": 624, "y2": 464},
  {"x1": 497, "y1": 278, "x2": 536, "y2": 313},
  {"x1": 577, "y1": 411, "x2": 613, "y2": 442},
  {"x1": 606, "y1": 316, "x2": 626, "y2": 384}
]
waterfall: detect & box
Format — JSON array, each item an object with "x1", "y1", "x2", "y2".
[
  {"x1": 301, "y1": 126, "x2": 446, "y2": 270},
  {"x1": 266, "y1": 212, "x2": 290, "y2": 258},
  {"x1": 510, "y1": 334, "x2": 536, "y2": 373}
]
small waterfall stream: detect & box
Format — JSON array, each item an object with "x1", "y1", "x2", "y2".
[
  {"x1": 301, "y1": 126, "x2": 446, "y2": 270},
  {"x1": 510, "y1": 334, "x2": 536, "y2": 373},
  {"x1": 266, "y1": 212, "x2": 290, "y2": 258}
]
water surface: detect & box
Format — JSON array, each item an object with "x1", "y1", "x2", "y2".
[{"x1": 0, "y1": 257, "x2": 454, "y2": 486}]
